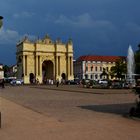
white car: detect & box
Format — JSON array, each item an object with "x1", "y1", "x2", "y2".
[
  {"x1": 10, "y1": 79, "x2": 24, "y2": 85},
  {"x1": 98, "y1": 80, "x2": 108, "y2": 84}
]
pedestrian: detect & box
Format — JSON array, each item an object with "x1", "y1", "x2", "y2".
[
  {"x1": 1, "y1": 79, "x2": 5, "y2": 88},
  {"x1": 36, "y1": 78, "x2": 39, "y2": 85},
  {"x1": 56, "y1": 79, "x2": 59, "y2": 87}
]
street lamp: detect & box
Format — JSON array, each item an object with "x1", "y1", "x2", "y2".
[
  {"x1": 0, "y1": 16, "x2": 3, "y2": 28},
  {"x1": 0, "y1": 16, "x2": 3, "y2": 128}
]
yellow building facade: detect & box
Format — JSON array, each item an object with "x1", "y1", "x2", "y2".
[{"x1": 16, "y1": 35, "x2": 74, "y2": 84}]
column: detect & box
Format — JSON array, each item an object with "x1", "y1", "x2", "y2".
[
  {"x1": 38, "y1": 56, "x2": 40, "y2": 76},
  {"x1": 53, "y1": 56, "x2": 55, "y2": 80},
  {"x1": 25, "y1": 55, "x2": 27, "y2": 76},
  {"x1": 23, "y1": 55, "x2": 26, "y2": 76},
  {"x1": 68, "y1": 56, "x2": 70, "y2": 77},
  {"x1": 66, "y1": 55, "x2": 68, "y2": 77},
  {"x1": 70, "y1": 56, "x2": 73, "y2": 76},
  {"x1": 55, "y1": 55, "x2": 58, "y2": 78},
  {"x1": 70, "y1": 56, "x2": 71, "y2": 76},
  {"x1": 35, "y1": 55, "x2": 38, "y2": 76},
  {"x1": 58, "y1": 56, "x2": 60, "y2": 76}
]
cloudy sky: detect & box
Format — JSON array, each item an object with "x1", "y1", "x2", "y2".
[{"x1": 0, "y1": 0, "x2": 140, "y2": 65}]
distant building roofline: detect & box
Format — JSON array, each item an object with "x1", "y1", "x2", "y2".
[{"x1": 76, "y1": 55, "x2": 126, "y2": 62}]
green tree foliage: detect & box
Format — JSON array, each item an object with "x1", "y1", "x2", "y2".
[
  {"x1": 100, "y1": 68, "x2": 109, "y2": 79},
  {"x1": 110, "y1": 58, "x2": 127, "y2": 80},
  {"x1": 135, "y1": 44, "x2": 140, "y2": 75},
  {"x1": 3, "y1": 65, "x2": 10, "y2": 77}
]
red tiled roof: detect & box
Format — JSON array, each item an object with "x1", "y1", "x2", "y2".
[{"x1": 77, "y1": 55, "x2": 126, "y2": 62}]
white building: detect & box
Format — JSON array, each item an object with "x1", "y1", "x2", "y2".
[{"x1": 74, "y1": 55, "x2": 126, "y2": 81}]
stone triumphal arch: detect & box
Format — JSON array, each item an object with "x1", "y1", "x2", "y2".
[{"x1": 16, "y1": 35, "x2": 74, "y2": 84}]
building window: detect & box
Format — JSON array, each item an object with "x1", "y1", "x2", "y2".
[
  {"x1": 95, "y1": 74, "x2": 98, "y2": 79},
  {"x1": 106, "y1": 67, "x2": 109, "y2": 72},
  {"x1": 91, "y1": 66, "x2": 93, "y2": 71},
  {"x1": 100, "y1": 67, "x2": 102, "y2": 71},
  {"x1": 95, "y1": 66, "x2": 98, "y2": 71},
  {"x1": 91, "y1": 75, "x2": 93, "y2": 79},
  {"x1": 85, "y1": 74, "x2": 88, "y2": 79},
  {"x1": 86, "y1": 66, "x2": 88, "y2": 72}
]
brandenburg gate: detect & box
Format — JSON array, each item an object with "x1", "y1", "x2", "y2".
[{"x1": 16, "y1": 35, "x2": 74, "y2": 84}]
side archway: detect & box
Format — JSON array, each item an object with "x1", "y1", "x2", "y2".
[
  {"x1": 42, "y1": 60, "x2": 54, "y2": 83},
  {"x1": 29, "y1": 73, "x2": 35, "y2": 84},
  {"x1": 61, "y1": 73, "x2": 66, "y2": 84},
  {"x1": 61, "y1": 73, "x2": 66, "y2": 80}
]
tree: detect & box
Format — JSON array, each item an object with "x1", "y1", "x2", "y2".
[
  {"x1": 135, "y1": 44, "x2": 140, "y2": 75},
  {"x1": 3, "y1": 65, "x2": 10, "y2": 77},
  {"x1": 110, "y1": 58, "x2": 127, "y2": 80},
  {"x1": 100, "y1": 68, "x2": 109, "y2": 79}
]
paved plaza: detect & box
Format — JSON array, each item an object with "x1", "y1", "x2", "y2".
[{"x1": 0, "y1": 85, "x2": 140, "y2": 140}]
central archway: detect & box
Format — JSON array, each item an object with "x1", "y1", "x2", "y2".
[
  {"x1": 42, "y1": 60, "x2": 53, "y2": 83},
  {"x1": 61, "y1": 73, "x2": 66, "y2": 80},
  {"x1": 29, "y1": 73, "x2": 35, "y2": 84}
]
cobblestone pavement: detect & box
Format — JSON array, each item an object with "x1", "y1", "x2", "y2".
[{"x1": 0, "y1": 85, "x2": 140, "y2": 140}]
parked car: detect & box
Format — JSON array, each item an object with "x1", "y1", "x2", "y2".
[
  {"x1": 4, "y1": 77, "x2": 16, "y2": 83},
  {"x1": 10, "y1": 79, "x2": 24, "y2": 85},
  {"x1": 66, "y1": 80, "x2": 78, "y2": 85},
  {"x1": 98, "y1": 80, "x2": 108, "y2": 84},
  {"x1": 111, "y1": 80, "x2": 122, "y2": 89}
]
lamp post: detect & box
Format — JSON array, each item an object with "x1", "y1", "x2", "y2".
[
  {"x1": 0, "y1": 16, "x2": 3, "y2": 128},
  {"x1": 0, "y1": 16, "x2": 3, "y2": 28}
]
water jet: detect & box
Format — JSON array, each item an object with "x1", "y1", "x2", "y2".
[{"x1": 126, "y1": 45, "x2": 136, "y2": 87}]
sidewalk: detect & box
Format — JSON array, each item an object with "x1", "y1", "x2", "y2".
[
  {"x1": 0, "y1": 89, "x2": 140, "y2": 140},
  {"x1": 0, "y1": 97, "x2": 63, "y2": 140}
]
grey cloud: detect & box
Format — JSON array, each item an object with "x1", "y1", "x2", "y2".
[
  {"x1": 0, "y1": 28, "x2": 19, "y2": 44},
  {"x1": 53, "y1": 13, "x2": 115, "y2": 30},
  {"x1": 13, "y1": 11, "x2": 35, "y2": 19},
  {"x1": 0, "y1": 28, "x2": 36, "y2": 45},
  {"x1": 54, "y1": 13, "x2": 93, "y2": 27}
]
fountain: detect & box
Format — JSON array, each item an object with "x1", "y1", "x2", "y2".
[
  {"x1": 126, "y1": 45, "x2": 136, "y2": 87},
  {"x1": 127, "y1": 45, "x2": 140, "y2": 117}
]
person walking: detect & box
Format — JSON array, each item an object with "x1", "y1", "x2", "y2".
[
  {"x1": 1, "y1": 79, "x2": 5, "y2": 88},
  {"x1": 56, "y1": 79, "x2": 59, "y2": 87}
]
